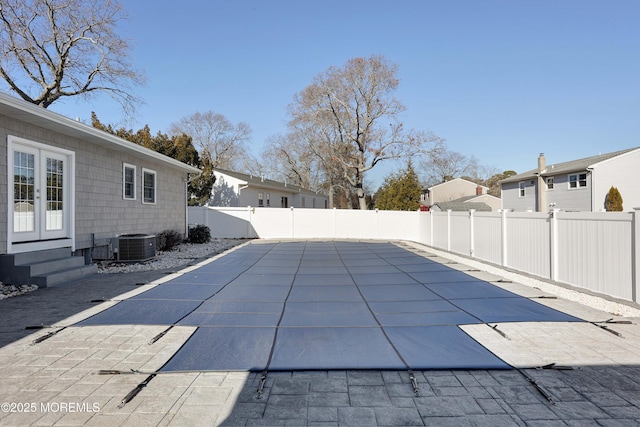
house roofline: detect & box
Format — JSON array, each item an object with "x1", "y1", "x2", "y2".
[
  {"x1": 0, "y1": 91, "x2": 201, "y2": 174},
  {"x1": 500, "y1": 146, "x2": 640, "y2": 185},
  {"x1": 427, "y1": 177, "x2": 488, "y2": 191},
  {"x1": 214, "y1": 168, "x2": 325, "y2": 196}
]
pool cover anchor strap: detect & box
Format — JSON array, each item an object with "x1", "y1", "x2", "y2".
[
  {"x1": 149, "y1": 325, "x2": 174, "y2": 345},
  {"x1": 256, "y1": 370, "x2": 268, "y2": 399},
  {"x1": 590, "y1": 320, "x2": 628, "y2": 338},
  {"x1": 28, "y1": 326, "x2": 67, "y2": 345},
  {"x1": 118, "y1": 374, "x2": 156, "y2": 409},
  {"x1": 488, "y1": 323, "x2": 509, "y2": 340},
  {"x1": 518, "y1": 369, "x2": 556, "y2": 405},
  {"x1": 536, "y1": 362, "x2": 575, "y2": 371},
  {"x1": 408, "y1": 370, "x2": 420, "y2": 397}
]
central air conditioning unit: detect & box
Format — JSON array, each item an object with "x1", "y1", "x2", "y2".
[{"x1": 117, "y1": 234, "x2": 156, "y2": 262}]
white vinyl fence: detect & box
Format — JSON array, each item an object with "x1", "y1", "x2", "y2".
[{"x1": 189, "y1": 206, "x2": 640, "y2": 304}]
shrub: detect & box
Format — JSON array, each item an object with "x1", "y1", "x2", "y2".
[
  {"x1": 189, "y1": 225, "x2": 211, "y2": 244},
  {"x1": 157, "y1": 229, "x2": 183, "y2": 251},
  {"x1": 605, "y1": 186, "x2": 623, "y2": 211}
]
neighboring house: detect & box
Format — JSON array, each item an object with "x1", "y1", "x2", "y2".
[
  {"x1": 430, "y1": 194, "x2": 501, "y2": 212},
  {"x1": 420, "y1": 178, "x2": 500, "y2": 211},
  {"x1": 500, "y1": 148, "x2": 640, "y2": 212},
  {"x1": 0, "y1": 92, "x2": 200, "y2": 286},
  {"x1": 210, "y1": 168, "x2": 329, "y2": 209}
]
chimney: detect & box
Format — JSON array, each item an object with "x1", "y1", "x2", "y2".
[
  {"x1": 476, "y1": 185, "x2": 483, "y2": 195},
  {"x1": 538, "y1": 153, "x2": 546, "y2": 173},
  {"x1": 537, "y1": 153, "x2": 547, "y2": 212}
]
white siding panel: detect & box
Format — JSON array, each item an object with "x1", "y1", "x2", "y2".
[
  {"x1": 556, "y1": 212, "x2": 632, "y2": 299},
  {"x1": 590, "y1": 149, "x2": 640, "y2": 212}
]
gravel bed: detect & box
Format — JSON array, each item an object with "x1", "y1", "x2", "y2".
[
  {"x1": 0, "y1": 283, "x2": 39, "y2": 300},
  {"x1": 97, "y1": 238, "x2": 249, "y2": 273}
]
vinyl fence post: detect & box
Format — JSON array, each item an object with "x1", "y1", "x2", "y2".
[
  {"x1": 549, "y1": 209, "x2": 560, "y2": 281},
  {"x1": 447, "y1": 210, "x2": 452, "y2": 252},
  {"x1": 290, "y1": 206, "x2": 295, "y2": 238},
  {"x1": 632, "y1": 208, "x2": 640, "y2": 303},
  {"x1": 469, "y1": 209, "x2": 475, "y2": 258},
  {"x1": 501, "y1": 209, "x2": 508, "y2": 267},
  {"x1": 429, "y1": 211, "x2": 434, "y2": 247}
]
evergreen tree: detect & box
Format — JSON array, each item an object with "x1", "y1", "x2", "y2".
[
  {"x1": 375, "y1": 162, "x2": 422, "y2": 211},
  {"x1": 91, "y1": 113, "x2": 214, "y2": 205},
  {"x1": 605, "y1": 186, "x2": 623, "y2": 211}
]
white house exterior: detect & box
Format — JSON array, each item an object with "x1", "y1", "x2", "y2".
[
  {"x1": 210, "y1": 169, "x2": 328, "y2": 209},
  {"x1": 501, "y1": 148, "x2": 640, "y2": 212}
]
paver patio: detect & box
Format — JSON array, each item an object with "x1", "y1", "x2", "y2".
[{"x1": 0, "y1": 239, "x2": 639, "y2": 426}]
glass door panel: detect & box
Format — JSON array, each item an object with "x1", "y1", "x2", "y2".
[{"x1": 12, "y1": 148, "x2": 38, "y2": 241}]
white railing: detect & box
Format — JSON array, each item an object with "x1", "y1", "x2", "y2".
[{"x1": 189, "y1": 206, "x2": 640, "y2": 304}]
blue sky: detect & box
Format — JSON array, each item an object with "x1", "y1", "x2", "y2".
[{"x1": 49, "y1": 0, "x2": 640, "y2": 189}]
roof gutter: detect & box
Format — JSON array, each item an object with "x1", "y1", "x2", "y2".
[{"x1": 0, "y1": 92, "x2": 201, "y2": 174}]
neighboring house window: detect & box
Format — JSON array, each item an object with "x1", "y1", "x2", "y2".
[
  {"x1": 313, "y1": 198, "x2": 316, "y2": 208},
  {"x1": 301, "y1": 197, "x2": 306, "y2": 208},
  {"x1": 142, "y1": 168, "x2": 156, "y2": 204},
  {"x1": 281, "y1": 196, "x2": 288, "y2": 208},
  {"x1": 258, "y1": 192, "x2": 264, "y2": 207},
  {"x1": 569, "y1": 173, "x2": 587, "y2": 189},
  {"x1": 546, "y1": 177, "x2": 554, "y2": 190},
  {"x1": 266, "y1": 193, "x2": 270, "y2": 207},
  {"x1": 519, "y1": 182, "x2": 525, "y2": 197},
  {"x1": 123, "y1": 163, "x2": 136, "y2": 200}
]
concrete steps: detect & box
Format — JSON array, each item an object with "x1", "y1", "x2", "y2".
[{"x1": 0, "y1": 248, "x2": 97, "y2": 287}]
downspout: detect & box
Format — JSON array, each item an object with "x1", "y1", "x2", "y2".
[
  {"x1": 238, "y1": 184, "x2": 249, "y2": 207},
  {"x1": 587, "y1": 166, "x2": 595, "y2": 211},
  {"x1": 184, "y1": 175, "x2": 189, "y2": 237}
]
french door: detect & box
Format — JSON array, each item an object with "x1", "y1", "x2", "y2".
[{"x1": 10, "y1": 137, "x2": 73, "y2": 245}]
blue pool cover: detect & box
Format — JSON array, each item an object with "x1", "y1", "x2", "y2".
[{"x1": 77, "y1": 241, "x2": 582, "y2": 371}]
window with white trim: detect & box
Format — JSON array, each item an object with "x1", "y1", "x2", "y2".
[
  {"x1": 568, "y1": 173, "x2": 587, "y2": 189},
  {"x1": 519, "y1": 182, "x2": 525, "y2": 197},
  {"x1": 142, "y1": 168, "x2": 156, "y2": 204},
  {"x1": 266, "y1": 193, "x2": 270, "y2": 207},
  {"x1": 258, "y1": 192, "x2": 264, "y2": 207},
  {"x1": 546, "y1": 177, "x2": 554, "y2": 190},
  {"x1": 123, "y1": 163, "x2": 136, "y2": 200}
]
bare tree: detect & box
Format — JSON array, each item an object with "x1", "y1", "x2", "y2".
[
  {"x1": 170, "y1": 111, "x2": 255, "y2": 172},
  {"x1": 289, "y1": 55, "x2": 440, "y2": 209},
  {"x1": 0, "y1": 0, "x2": 144, "y2": 113},
  {"x1": 262, "y1": 133, "x2": 321, "y2": 190},
  {"x1": 420, "y1": 141, "x2": 482, "y2": 186}
]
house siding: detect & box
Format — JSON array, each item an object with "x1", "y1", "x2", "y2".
[
  {"x1": 589, "y1": 149, "x2": 640, "y2": 212},
  {"x1": 501, "y1": 180, "x2": 538, "y2": 211},
  {"x1": 211, "y1": 170, "x2": 328, "y2": 209},
  {"x1": 1, "y1": 115, "x2": 190, "y2": 255},
  {"x1": 545, "y1": 172, "x2": 592, "y2": 212},
  {"x1": 429, "y1": 179, "x2": 482, "y2": 205}
]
